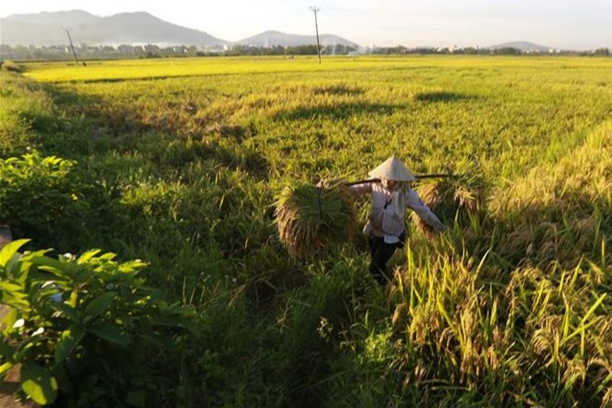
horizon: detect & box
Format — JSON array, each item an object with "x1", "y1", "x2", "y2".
[{"x1": 1, "y1": 1, "x2": 611, "y2": 51}]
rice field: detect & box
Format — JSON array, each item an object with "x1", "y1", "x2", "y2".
[{"x1": 1, "y1": 55, "x2": 612, "y2": 407}]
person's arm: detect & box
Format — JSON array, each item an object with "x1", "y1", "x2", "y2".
[
  {"x1": 348, "y1": 182, "x2": 373, "y2": 197},
  {"x1": 405, "y1": 189, "x2": 445, "y2": 232}
]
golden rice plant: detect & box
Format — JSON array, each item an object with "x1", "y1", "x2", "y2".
[
  {"x1": 275, "y1": 180, "x2": 357, "y2": 260},
  {"x1": 410, "y1": 172, "x2": 485, "y2": 237},
  {"x1": 491, "y1": 121, "x2": 612, "y2": 266}
]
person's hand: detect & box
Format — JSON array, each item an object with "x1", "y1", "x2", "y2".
[{"x1": 430, "y1": 218, "x2": 446, "y2": 233}]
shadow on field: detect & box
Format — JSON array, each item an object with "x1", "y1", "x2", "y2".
[
  {"x1": 484, "y1": 121, "x2": 612, "y2": 273},
  {"x1": 34, "y1": 83, "x2": 270, "y2": 178},
  {"x1": 414, "y1": 91, "x2": 477, "y2": 103},
  {"x1": 3, "y1": 75, "x2": 275, "y2": 257},
  {"x1": 311, "y1": 84, "x2": 365, "y2": 96},
  {"x1": 273, "y1": 102, "x2": 403, "y2": 121},
  {"x1": 491, "y1": 194, "x2": 612, "y2": 272},
  {"x1": 42, "y1": 84, "x2": 152, "y2": 136}
]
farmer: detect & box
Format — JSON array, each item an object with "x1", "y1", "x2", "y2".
[{"x1": 349, "y1": 156, "x2": 445, "y2": 283}]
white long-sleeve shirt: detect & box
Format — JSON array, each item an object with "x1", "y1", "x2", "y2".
[{"x1": 349, "y1": 181, "x2": 443, "y2": 243}]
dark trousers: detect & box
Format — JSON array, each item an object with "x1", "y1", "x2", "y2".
[{"x1": 368, "y1": 231, "x2": 406, "y2": 284}]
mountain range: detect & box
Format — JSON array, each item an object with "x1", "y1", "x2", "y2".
[
  {"x1": 236, "y1": 31, "x2": 358, "y2": 48},
  {"x1": 0, "y1": 10, "x2": 358, "y2": 48},
  {"x1": 487, "y1": 41, "x2": 554, "y2": 51}
]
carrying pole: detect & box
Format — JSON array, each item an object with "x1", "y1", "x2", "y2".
[{"x1": 345, "y1": 174, "x2": 455, "y2": 187}]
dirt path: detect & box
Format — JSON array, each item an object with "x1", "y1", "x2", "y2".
[{"x1": 0, "y1": 358, "x2": 35, "y2": 408}]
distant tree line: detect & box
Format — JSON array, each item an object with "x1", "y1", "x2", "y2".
[
  {"x1": 0, "y1": 43, "x2": 204, "y2": 61},
  {"x1": 0, "y1": 43, "x2": 609, "y2": 62},
  {"x1": 0, "y1": 43, "x2": 357, "y2": 61},
  {"x1": 371, "y1": 45, "x2": 611, "y2": 56},
  {"x1": 223, "y1": 44, "x2": 357, "y2": 56}
]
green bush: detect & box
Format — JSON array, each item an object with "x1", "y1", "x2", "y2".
[
  {"x1": 0, "y1": 151, "x2": 89, "y2": 250},
  {"x1": 0, "y1": 111, "x2": 30, "y2": 157},
  {"x1": 0, "y1": 240, "x2": 199, "y2": 406}
]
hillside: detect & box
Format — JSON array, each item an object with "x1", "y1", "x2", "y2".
[
  {"x1": 1, "y1": 10, "x2": 229, "y2": 47},
  {"x1": 236, "y1": 30, "x2": 359, "y2": 48},
  {"x1": 4, "y1": 10, "x2": 100, "y2": 27},
  {"x1": 0, "y1": 10, "x2": 359, "y2": 48},
  {"x1": 0, "y1": 18, "x2": 67, "y2": 46},
  {"x1": 487, "y1": 41, "x2": 554, "y2": 51}
]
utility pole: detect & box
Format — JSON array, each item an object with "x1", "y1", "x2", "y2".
[
  {"x1": 62, "y1": 27, "x2": 80, "y2": 66},
  {"x1": 310, "y1": 6, "x2": 322, "y2": 64}
]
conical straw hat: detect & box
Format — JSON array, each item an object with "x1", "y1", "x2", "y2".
[{"x1": 368, "y1": 156, "x2": 415, "y2": 181}]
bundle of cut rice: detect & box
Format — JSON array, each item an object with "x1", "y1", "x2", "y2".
[
  {"x1": 275, "y1": 181, "x2": 356, "y2": 260},
  {"x1": 410, "y1": 173, "x2": 485, "y2": 237}
]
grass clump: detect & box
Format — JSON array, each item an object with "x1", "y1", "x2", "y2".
[
  {"x1": 411, "y1": 171, "x2": 486, "y2": 238},
  {"x1": 275, "y1": 181, "x2": 356, "y2": 260},
  {"x1": 0, "y1": 60, "x2": 23, "y2": 73}
]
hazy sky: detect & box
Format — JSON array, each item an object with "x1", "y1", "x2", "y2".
[{"x1": 2, "y1": 0, "x2": 611, "y2": 50}]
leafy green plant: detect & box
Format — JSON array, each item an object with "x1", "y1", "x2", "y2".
[
  {"x1": 0, "y1": 239, "x2": 199, "y2": 407},
  {"x1": 0, "y1": 151, "x2": 89, "y2": 249}
]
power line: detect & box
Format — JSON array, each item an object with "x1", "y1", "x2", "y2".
[{"x1": 310, "y1": 6, "x2": 322, "y2": 64}]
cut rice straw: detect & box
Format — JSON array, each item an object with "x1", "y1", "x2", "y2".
[{"x1": 275, "y1": 180, "x2": 356, "y2": 260}]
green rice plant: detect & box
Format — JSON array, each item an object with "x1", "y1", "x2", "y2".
[
  {"x1": 502, "y1": 261, "x2": 612, "y2": 406},
  {"x1": 0, "y1": 72, "x2": 54, "y2": 156}
]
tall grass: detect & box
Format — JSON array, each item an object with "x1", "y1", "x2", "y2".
[{"x1": 0, "y1": 71, "x2": 56, "y2": 156}]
